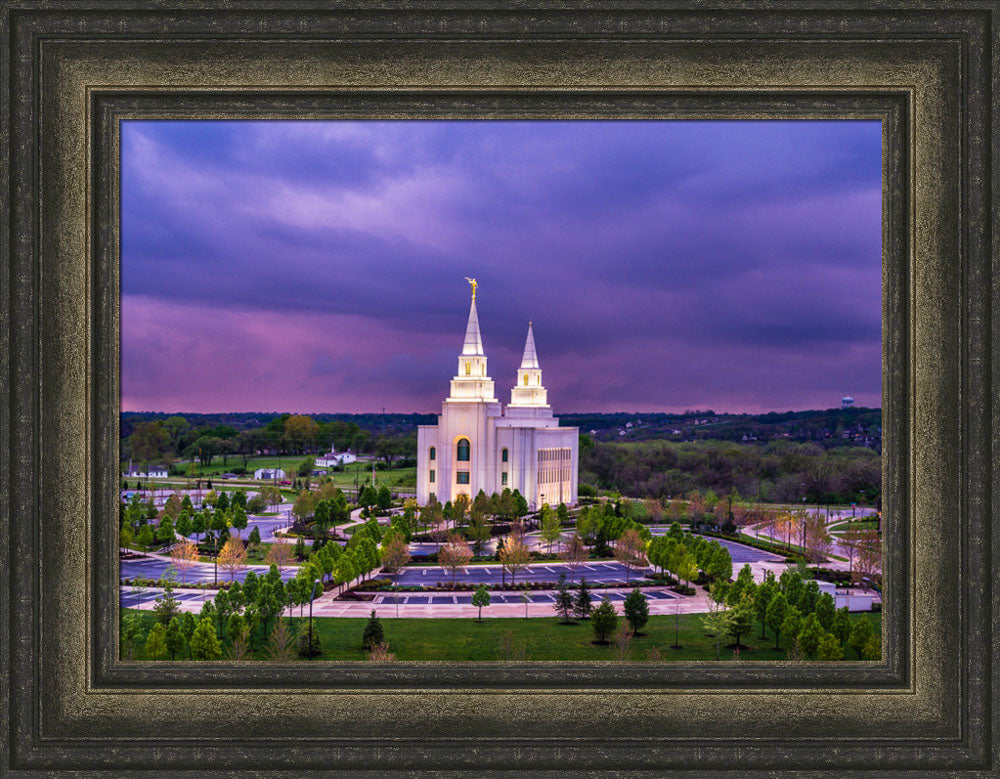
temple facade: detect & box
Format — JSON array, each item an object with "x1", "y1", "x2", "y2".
[{"x1": 416, "y1": 281, "x2": 578, "y2": 510}]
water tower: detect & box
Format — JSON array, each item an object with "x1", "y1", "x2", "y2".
[{"x1": 842, "y1": 395, "x2": 855, "y2": 408}]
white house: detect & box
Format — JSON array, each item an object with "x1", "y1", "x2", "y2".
[
  {"x1": 254, "y1": 468, "x2": 286, "y2": 480},
  {"x1": 122, "y1": 467, "x2": 168, "y2": 479},
  {"x1": 316, "y1": 450, "x2": 357, "y2": 467},
  {"x1": 416, "y1": 282, "x2": 578, "y2": 510}
]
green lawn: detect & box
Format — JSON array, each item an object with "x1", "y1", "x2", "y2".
[
  {"x1": 829, "y1": 519, "x2": 879, "y2": 534},
  {"x1": 121, "y1": 610, "x2": 881, "y2": 662}
]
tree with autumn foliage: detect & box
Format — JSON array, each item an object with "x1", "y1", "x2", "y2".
[
  {"x1": 438, "y1": 533, "x2": 473, "y2": 588},
  {"x1": 170, "y1": 538, "x2": 199, "y2": 584},
  {"x1": 498, "y1": 529, "x2": 531, "y2": 587},
  {"x1": 217, "y1": 535, "x2": 248, "y2": 582}
]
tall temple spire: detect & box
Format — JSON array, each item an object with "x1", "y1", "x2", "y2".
[
  {"x1": 519, "y1": 321, "x2": 540, "y2": 369},
  {"x1": 462, "y1": 295, "x2": 485, "y2": 356},
  {"x1": 449, "y1": 278, "x2": 496, "y2": 402}
]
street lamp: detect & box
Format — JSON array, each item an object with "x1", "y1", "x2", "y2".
[{"x1": 308, "y1": 578, "x2": 321, "y2": 660}]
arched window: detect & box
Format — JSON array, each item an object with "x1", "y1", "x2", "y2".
[
  {"x1": 465, "y1": 362, "x2": 471, "y2": 376},
  {"x1": 456, "y1": 438, "x2": 471, "y2": 461},
  {"x1": 523, "y1": 374, "x2": 529, "y2": 386},
  {"x1": 429, "y1": 446, "x2": 436, "y2": 461},
  {"x1": 501, "y1": 448, "x2": 508, "y2": 463}
]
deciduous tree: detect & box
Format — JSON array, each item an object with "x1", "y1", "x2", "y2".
[
  {"x1": 218, "y1": 536, "x2": 248, "y2": 582},
  {"x1": 438, "y1": 533, "x2": 473, "y2": 588},
  {"x1": 613, "y1": 528, "x2": 648, "y2": 584},
  {"x1": 498, "y1": 530, "x2": 530, "y2": 587},
  {"x1": 170, "y1": 538, "x2": 199, "y2": 584},
  {"x1": 472, "y1": 584, "x2": 491, "y2": 621}
]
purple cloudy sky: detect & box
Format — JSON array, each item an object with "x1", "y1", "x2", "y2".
[{"x1": 121, "y1": 120, "x2": 881, "y2": 414}]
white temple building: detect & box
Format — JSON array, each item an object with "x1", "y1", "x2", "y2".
[{"x1": 417, "y1": 281, "x2": 578, "y2": 510}]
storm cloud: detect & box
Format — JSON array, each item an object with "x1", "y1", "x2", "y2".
[{"x1": 121, "y1": 120, "x2": 881, "y2": 414}]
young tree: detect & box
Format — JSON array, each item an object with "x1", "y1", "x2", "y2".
[
  {"x1": 754, "y1": 577, "x2": 778, "y2": 639},
  {"x1": 574, "y1": 577, "x2": 593, "y2": 620},
  {"x1": 266, "y1": 616, "x2": 296, "y2": 661},
  {"x1": 803, "y1": 512, "x2": 833, "y2": 563},
  {"x1": 726, "y1": 600, "x2": 754, "y2": 651},
  {"x1": 170, "y1": 538, "x2": 199, "y2": 585},
  {"x1": 498, "y1": 531, "x2": 530, "y2": 587},
  {"x1": 152, "y1": 577, "x2": 181, "y2": 625},
  {"x1": 379, "y1": 530, "x2": 411, "y2": 572},
  {"x1": 862, "y1": 635, "x2": 881, "y2": 660},
  {"x1": 814, "y1": 592, "x2": 836, "y2": 631},
  {"x1": 553, "y1": 573, "x2": 575, "y2": 623},
  {"x1": 848, "y1": 615, "x2": 875, "y2": 659},
  {"x1": 700, "y1": 609, "x2": 728, "y2": 660},
  {"x1": 560, "y1": 532, "x2": 588, "y2": 571},
  {"x1": 816, "y1": 632, "x2": 844, "y2": 660},
  {"x1": 538, "y1": 504, "x2": 562, "y2": 553},
  {"x1": 438, "y1": 533, "x2": 474, "y2": 588},
  {"x1": 230, "y1": 505, "x2": 248, "y2": 540},
  {"x1": 471, "y1": 584, "x2": 491, "y2": 621},
  {"x1": 590, "y1": 597, "x2": 618, "y2": 644},
  {"x1": 765, "y1": 591, "x2": 789, "y2": 649},
  {"x1": 264, "y1": 536, "x2": 295, "y2": 574},
  {"x1": 623, "y1": 587, "x2": 650, "y2": 635},
  {"x1": 362, "y1": 609, "x2": 385, "y2": 650},
  {"x1": 854, "y1": 530, "x2": 882, "y2": 585},
  {"x1": 164, "y1": 617, "x2": 185, "y2": 660},
  {"x1": 832, "y1": 606, "x2": 852, "y2": 646},
  {"x1": 119, "y1": 612, "x2": 144, "y2": 661},
  {"x1": 613, "y1": 620, "x2": 635, "y2": 661},
  {"x1": 144, "y1": 622, "x2": 168, "y2": 660},
  {"x1": 797, "y1": 613, "x2": 825, "y2": 659},
  {"x1": 644, "y1": 498, "x2": 663, "y2": 526},
  {"x1": 137, "y1": 523, "x2": 154, "y2": 552},
  {"x1": 466, "y1": 512, "x2": 492, "y2": 557},
  {"x1": 217, "y1": 535, "x2": 248, "y2": 582},
  {"x1": 613, "y1": 527, "x2": 648, "y2": 584}
]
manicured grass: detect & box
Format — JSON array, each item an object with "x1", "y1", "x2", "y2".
[
  {"x1": 829, "y1": 519, "x2": 879, "y2": 534},
  {"x1": 121, "y1": 610, "x2": 881, "y2": 662}
]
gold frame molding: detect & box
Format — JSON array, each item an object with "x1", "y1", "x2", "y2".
[{"x1": 1, "y1": 2, "x2": 995, "y2": 774}]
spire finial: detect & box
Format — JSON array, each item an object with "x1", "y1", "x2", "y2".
[{"x1": 464, "y1": 276, "x2": 477, "y2": 301}]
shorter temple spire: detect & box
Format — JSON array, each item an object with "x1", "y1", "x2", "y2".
[{"x1": 519, "y1": 321, "x2": 540, "y2": 369}]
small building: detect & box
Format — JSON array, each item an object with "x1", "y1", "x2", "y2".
[
  {"x1": 254, "y1": 468, "x2": 286, "y2": 480},
  {"x1": 122, "y1": 467, "x2": 168, "y2": 479},
  {"x1": 316, "y1": 450, "x2": 357, "y2": 467}
]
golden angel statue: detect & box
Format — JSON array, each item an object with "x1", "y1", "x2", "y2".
[{"x1": 464, "y1": 276, "x2": 478, "y2": 301}]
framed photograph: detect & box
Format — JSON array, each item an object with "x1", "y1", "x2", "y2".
[{"x1": 2, "y1": 2, "x2": 996, "y2": 774}]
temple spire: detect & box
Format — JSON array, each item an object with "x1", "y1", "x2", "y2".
[
  {"x1": 519, "y1": 321, "x2": 540, "y2": 369},
  {"x1": 461, "y1": 287, "x2": 485, "y2": 356}
]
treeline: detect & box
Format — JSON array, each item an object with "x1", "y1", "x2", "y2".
[
  {"x1": 580, "y1": 438, "x2": 880, "y2": 506},
  {"x1": 122, "y1": 413, "x2": 418, "y2": 469}
]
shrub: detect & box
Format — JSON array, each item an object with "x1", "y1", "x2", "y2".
[{"x1": 298, "y1": 626, "x2": 323, "y2": 658}]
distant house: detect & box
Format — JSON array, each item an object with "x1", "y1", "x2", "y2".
[
  {"x1": 316, "y1": 450, "x2": 356, "y2": 467},
  {"x1": 254, "y1": 468, "x2": 286, "y2": 480},
  {"x1": 122, "y1": 467, "x2": 167, "y2": 479}
]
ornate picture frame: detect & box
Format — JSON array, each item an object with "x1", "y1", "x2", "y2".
[{"x1": 2, "y1": 2, "x2": 995, "y2": 773}]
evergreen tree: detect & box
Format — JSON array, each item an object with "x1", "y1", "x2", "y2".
[
  {"x1": 623, "y1": 588, "x2": 650, "y2": 634},
  {"x1": 832, "y1": 606, "x2": 852, "y2": 646},
  {"x1": 590, "y1": 597, "x2": 618, "y2": 643},
  {"x1": 553, "y1": 573, "x2": 575, "y2": 623},
  {"x1": 574, "y1": 577, "x2": 592, "y2": 620},
  {"x1": 362, "y1": 609, "x2": 385, "y2": 649}
]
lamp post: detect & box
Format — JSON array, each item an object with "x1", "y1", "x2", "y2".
[{"x1": 308, "y1": 578, "x2": 321, "y2": 660}]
